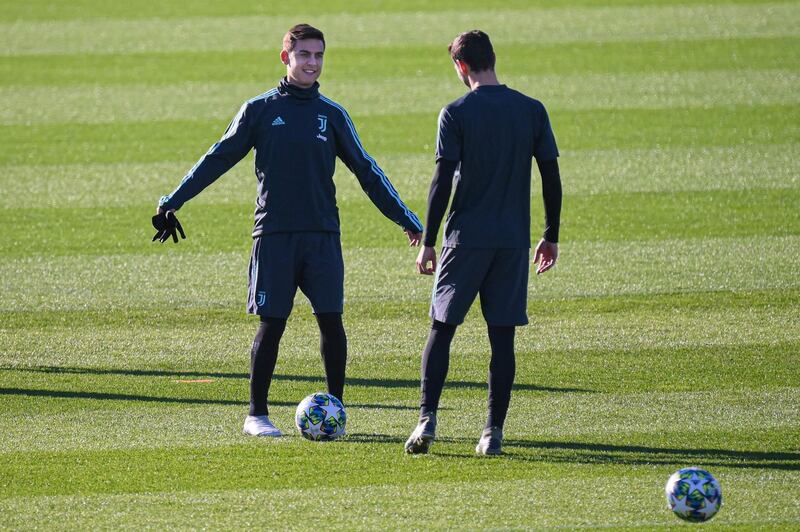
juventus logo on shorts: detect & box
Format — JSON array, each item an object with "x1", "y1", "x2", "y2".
[{"x1": 256, "y1": 291, "x2": 267, "y2": 307}]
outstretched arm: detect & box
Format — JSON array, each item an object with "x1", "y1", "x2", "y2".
[
  {"x1": 330, "y1": 103, "x2": 423, "y2": 240},
  {"x1": 158, "y1": 101, "x2": 255, "y2": 212}
]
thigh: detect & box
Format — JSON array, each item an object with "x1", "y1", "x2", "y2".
[
  {"x1": 479, "y1": 248, "x2": 530, "y2": 326},
  {"x1": 298, "y1": 232, "x2": 345, "y2": 315},
  {"x1": 247, "y1": 234, "x2": 300, "y2": 318},
  {"x1": 430, "y1": 247, "x2": 494, "y2": 326}
]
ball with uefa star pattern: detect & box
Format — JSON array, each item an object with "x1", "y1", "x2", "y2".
[
  {"x1": 295, "y1": 392, "x2": 346, "y2": 441},
  {"x1": 665, "y1": 467, "x2": 722, "y2": 522}
]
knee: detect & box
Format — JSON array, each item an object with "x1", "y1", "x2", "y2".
[
  {"x1": 253, "y1": 316, "x2": 287, "y2": 352},
  {"x1": 432, "y1": 320, "x2": 457, "y2": 338},
  {"x1": 316, "y1": 312, "x2": 346, "y2": 338}
]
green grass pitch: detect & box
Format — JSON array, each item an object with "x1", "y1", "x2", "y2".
[{"x1": 1, "y1": 0, "x2": 799, "y2": 529}]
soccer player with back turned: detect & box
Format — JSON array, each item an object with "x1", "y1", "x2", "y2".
[
  {"x1": 152, "y1": 24, "x2": 423, "y2": 437},
  {"x1": 405, "y1": 30, "x2": 562, "y2": 455}
]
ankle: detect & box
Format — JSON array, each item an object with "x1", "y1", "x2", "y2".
[
  {"x1": 420, "y1": 409, "x2": 436, "y2": 420},
  {"x1": 482, "y1": 425, "x2": 503, "y2": 437}
]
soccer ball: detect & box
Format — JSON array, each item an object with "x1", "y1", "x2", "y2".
[
  {"x1": 295, "y1": 392, "x2": 346, "y2": 441},
  {"x1": 665, "y1": 467, "x2": 722, "y2": 522}
]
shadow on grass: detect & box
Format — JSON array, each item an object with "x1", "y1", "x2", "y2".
[
  {"x1": 0, "y1": 387, "x2": 416, "y2": 411},
  {"x1": 2, "y1": 366, "x2": 592, "y2": 393},
  {"x1": 345, "y1": 433, "x2": 408, "y2": 444},
  {"x1": 0, "y1": 387, "x2": 269, "y2": 406},
  {"x1": 431, "y1": 439, "x2": 800, "y2": 471}
]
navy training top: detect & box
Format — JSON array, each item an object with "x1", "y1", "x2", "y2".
[
  {"x1": 435, "y1": 84, "x2": 559, "y2": 248},
  {"x1": 160, "y1": 78, "x2": 423, "y2": 237}
]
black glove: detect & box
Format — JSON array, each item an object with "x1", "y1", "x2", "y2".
[{"x1": 151, "y1": 211, "x2": 186, "y2": 243}]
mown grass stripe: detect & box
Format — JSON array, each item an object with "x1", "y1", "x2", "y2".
[
  {"x1": 2, "y1": 4, "x2": 798, "y2": 56},
  {"x1": 0, "y1": 385, "x2": 797, "y2": 449},
  {"x1": 3, "y1": 37, "x2": 797, "y2": 86},
  {"x1": 4, "y1": 69, "x2": 798, "y2": 125},
  {"x1": 0, "y1": 473, "x2": 797, "y2": 530},
  {"x1": 0, "y1": 189, "x2": 797, "y2": 257},
  {"x1": 2, "y1": 105, "x2": 797, "y2": 165},
  {"x1": 3, "y1": 288, "x2": 798, "y2": 330},
  {"x1": 2, "y1": 236, "x2": 798, "y2": 313},
  {"x1": 0, "y1": 296, "x2": 800, "y2": 362},
  {"x1": 1, "y1": 144, "x2": 797, "y2": 209},
  {"x1": 0, "y1": 390, "x2": 797, "y2": 495},
  {"x1": 2, "y1": 332, "x2": 799, "y2": 388},
  {"x1": 4, "y1": 0, "x2": 785, "y2": 22}
]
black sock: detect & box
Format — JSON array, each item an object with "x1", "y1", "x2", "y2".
[
  {"x1": 316, "y1": 312, "x2": 347, "y2": 402},
  {"x1": 420, "y1": 320, "x2": 457, "y2": 416},
  {"x1": 486, "y1": 325, "x2": 516, "y2": 429},
  {"x1": 249, "y1": 316, "x2": 287, "y2": 416}
]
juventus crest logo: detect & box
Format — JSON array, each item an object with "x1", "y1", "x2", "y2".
[{"x1": 317, "y1": 114, "x2": 327, "y2": 133}]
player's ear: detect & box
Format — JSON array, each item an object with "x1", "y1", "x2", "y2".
[
  {"x1": 454, "y1": 59, "x2": 469, "y2": 76},
  {"x1": 280, "y1": 49, "x2": 290, "y2": 65}
]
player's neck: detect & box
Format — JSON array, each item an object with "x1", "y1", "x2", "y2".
[{"x1": 467, "y1": 70, "x2": 500, "y2": 91}]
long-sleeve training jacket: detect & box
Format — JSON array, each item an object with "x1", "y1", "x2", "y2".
[{"x1": 159, "y1": 77, "x2": 423, "y2": 237}]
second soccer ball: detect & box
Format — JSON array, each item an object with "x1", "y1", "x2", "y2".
[{"x1": 665, "y1": 467, "x2": 722, "y2": 522}]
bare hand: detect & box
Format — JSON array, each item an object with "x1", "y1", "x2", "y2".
[
  {"x1": 405, "y1": 229, "x2": 422, "y2": 247},
  {"x1": 416, "y1": 246, "x2": 437, "y2": 275},
  {"x1": 533, "y1": 238, "x2": 558, "y2": 275}
]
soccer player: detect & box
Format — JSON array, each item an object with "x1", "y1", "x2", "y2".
[
  {"x1": 404, "y1": 30, "x2": 562, "y2": 455},
  {"x1": 152, "y1": 24, "x2": 423, "y2": 437}
]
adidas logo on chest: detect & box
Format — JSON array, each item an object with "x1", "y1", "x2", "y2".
[{"x1": 271, "y1": 116, "x2": 285, "y2": 126}]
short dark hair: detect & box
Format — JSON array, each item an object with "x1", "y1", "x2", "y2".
[
  {"x1": 283, "y1": 23, "x2": 325, "y2": 52},
  {"x1": 448, "y1": 30, "x2": 495, "y2": 72}
]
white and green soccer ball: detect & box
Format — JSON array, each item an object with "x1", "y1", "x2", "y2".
[
  {"x1": 665, "y1": 467, "x2": 722, "y2": 522},
  {"x1": 295, "y1": 392, "x2": 346, "y2": 441}
]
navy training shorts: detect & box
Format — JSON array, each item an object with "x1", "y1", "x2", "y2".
[
  {"x1": 430, "y1": 246, "x2": 529, "y2": 326},
  {"x1": 247, "y1": 232, "x2": 344, "y2": 318}
]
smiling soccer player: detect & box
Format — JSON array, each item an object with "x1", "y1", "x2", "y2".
[{"x1": 153, "y1": 24, "x2": 423, "y2": 437}]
